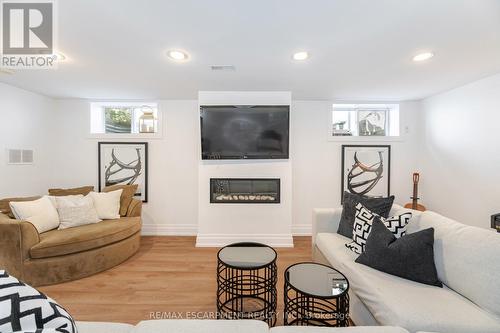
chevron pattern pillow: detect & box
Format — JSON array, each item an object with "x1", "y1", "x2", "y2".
[
  {"x1": 0, "y1": 271, "x2": 77, "y2": 333},
  {"x1": 346, "y1": 203, "x2": 412, "y2": 254}
]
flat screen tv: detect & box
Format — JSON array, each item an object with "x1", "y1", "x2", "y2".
[{"x1": 200, "y1": 105, "x2": 290, "y2": 160}]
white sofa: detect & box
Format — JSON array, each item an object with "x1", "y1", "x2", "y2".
[
  {"x1": 312, "y1": 204, "x2": 500, "y2": 333},
  {"x1": 76, "y1": 320, "x2": 410, "y2": 333}
]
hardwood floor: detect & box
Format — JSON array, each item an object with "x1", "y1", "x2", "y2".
[{"x1": 39, "y1": 236, "x2": 312, "y2": 325}]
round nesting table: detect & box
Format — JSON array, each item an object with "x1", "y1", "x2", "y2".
[
  {"x1": 216, "y1": 242, "x2": 277, "y2": 326},
  {"x1": 284, "y1": 262, "x2": 349, "y2": 326}
]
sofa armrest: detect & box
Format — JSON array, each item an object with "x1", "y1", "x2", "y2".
[
  {"x1": 0, "y1": 213, "x2": 40, "y2": 279},
  {"x1": 126, "y1": 198, "x2": 142, "y2": 217},
  {"x1": 312, "y1": 208, "x2": 343, "y2": 247}
]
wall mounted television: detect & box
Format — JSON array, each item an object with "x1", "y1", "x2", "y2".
[{"x1": 200, "y1": 105, "x2": 290, "y2": 160}]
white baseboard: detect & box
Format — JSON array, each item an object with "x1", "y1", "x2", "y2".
[
  {"x1": 195, "y1": 233, "x2": 294, "y2": 247},
  {"x1": 292, "y1": 224, "x2": 312, "y2": 236},
  {"x1": 141, "y1": 224, "x2": 308, "y2": 240},
  {"x1": 141, "y1": 224, "x2": 198, "y2": 236}
]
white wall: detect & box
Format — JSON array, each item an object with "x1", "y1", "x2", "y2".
[
  {"x1": 0, "y1": 83, "x2": 56, "y2": 197},
  {"x1": 50, "y1": 99, "x2": 199, "y2": 234},
  {"x1": 0, "y1": 86, "x2": 423, "y2": 235},
  {"x1": 420, "y1": 73, "x2": 500, "y2": 228},
  {"x1": 291, "y1": 100, "x2": 422, "y2": 233}
]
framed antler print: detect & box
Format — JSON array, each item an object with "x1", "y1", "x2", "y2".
[
  {"x1": 341, "y1": 145, "x2": 390, "y2": 203},
  {"x1": 98, "y1": 142, "x2": 148, "y2": 202}
]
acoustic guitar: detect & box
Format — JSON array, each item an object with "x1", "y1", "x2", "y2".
[{"x1": 404, "y1": 172, "x2": 426, "y2": 212}]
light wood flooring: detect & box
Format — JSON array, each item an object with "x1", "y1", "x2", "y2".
[{"x1": 39, "y1": 236, "x2": 312, "y2": 326}]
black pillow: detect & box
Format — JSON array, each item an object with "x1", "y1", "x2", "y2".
[
  {"x1": 355, "y1": 219, "x2": 442, "y2": 287},
  {"x1": 0, "y1": 270, "x2": 77, "y2": 332},
  {"x1": 337, "y1": 191, "x2": 394, "y2": 238}
]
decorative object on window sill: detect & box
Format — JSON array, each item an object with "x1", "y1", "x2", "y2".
[
  {"x1": 491, "y1": 213, "x2": 500, "y2": 233},
  {"x1": 358, "y1": 109, "x2": 387, "y2": 136},
  {"x1": 341, "y1": 145, "x2": 391, "y2": 203},
  {"x1": 333, "y1": 121, "x2": 352, "y2": 136},
  {"x1": 139, "y1": 105, "x2": 156, "y2": 133},
  {"x1": 98, "y1": 142, "x2": 149, "y2": 202},
  {"x1": 404, "y1": 172, "x2": 426, "y2": 212}
]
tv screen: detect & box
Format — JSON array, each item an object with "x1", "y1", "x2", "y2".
[{"x1": 200, "y1": 105, "x2": 290, "y2": 160}]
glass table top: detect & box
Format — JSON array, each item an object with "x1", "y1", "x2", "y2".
[
  {"x1": 286, "y1": 263, "x2": 348, "y2": 297},
  {"x1": 218, "y1": 244, "x2": 276, "y2": 268}
]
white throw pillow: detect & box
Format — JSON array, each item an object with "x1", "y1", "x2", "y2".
[
  {"x1": 9, "y1": 196, "x2": 60, "y2": 233},
  {"x1": 56, "y1": 196, "x2": 101, "y2": 230},
  {"x1": 46, "y1": 194, "x2": 83, "y2": 209},
  {"x1": 88, "y1": 190, "x2": 123, "y2": 220}
]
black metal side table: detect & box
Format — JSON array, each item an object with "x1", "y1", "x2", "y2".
[
  {"x1": 216, "y1": 242, "x2": 277, "y2": 326},
  {"x1": 284, "y1": 262, "x2": 349, "y2": 326}
]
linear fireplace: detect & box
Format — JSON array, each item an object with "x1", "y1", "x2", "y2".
[{"x1": 210, "y1": 178, "x2": 280, "y2": 204}]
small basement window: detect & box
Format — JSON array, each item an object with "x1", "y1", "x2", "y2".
[
  {"x1": 331, "y1": 104, "x2": 399, "y2": 137},
  {"x1": 90, "y1": 102, "x2": 159, "y2": 135}
]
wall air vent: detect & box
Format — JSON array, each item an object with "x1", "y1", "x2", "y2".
[
  {"x1": 210, "y1": 65, "x2": 236, "y2": 71},
  {"x1": 7, "y1": 149, "x2": 34, "y2": 164}
]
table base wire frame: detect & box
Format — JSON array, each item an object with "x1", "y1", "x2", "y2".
[
  {"x1": 217, "y1": 259, "x2": 277, "y2": 326},
  {"x1": 284, "y1": 280, "x2": 349, "y2": 326}
]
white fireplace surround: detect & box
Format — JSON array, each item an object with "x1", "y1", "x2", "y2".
[{"x1": 196, "y1": 91, "x2": 293, "y2": 247}]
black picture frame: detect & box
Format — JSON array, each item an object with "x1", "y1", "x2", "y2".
[
  {"x1": 98, "y1": 142, "x2": 148, "y2": 202},
  {"x1": 341, "y1": 145, "x2": 391, "y2": 204}
]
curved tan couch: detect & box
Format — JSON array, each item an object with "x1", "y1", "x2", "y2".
[{"x1": 0, "y1": 198, "x2": 142, "y2": 286}]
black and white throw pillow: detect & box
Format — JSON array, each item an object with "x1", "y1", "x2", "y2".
[
  {"x1": 346, "y1": 203, "x2": 412, "y2": 254},
  {"x1": 0, "y1": 271, "x2": 77, "y2": 333},
  {"x1": 337, "y1": 191, "x2": 395, "y2": 239}
]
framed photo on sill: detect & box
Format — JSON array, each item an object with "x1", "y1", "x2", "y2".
[
  {"x1": 98, "y1": 142, "x2": 148, "y2": 202},
  {"x1": 341, "y1": 145, "x2": 390, "y2": 203}
]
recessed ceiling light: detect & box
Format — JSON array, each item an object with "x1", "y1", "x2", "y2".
[
  {"x1": 54, "y1": 51, "x2": 67, "y2": 62},
  {"x1": 292, "y1": 51, "x2": 309, "y2": 61},
  {"x1": 413, "y1": 52, "x2": 434, "y2": 62},
  {"x1": 167, "y1": 50, "x2": 189, "y2": 61}
]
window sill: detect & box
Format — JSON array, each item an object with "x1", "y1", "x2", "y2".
[
  {"x1": 87, "y1": 133, "x2": 164, "y2": 140},
  {"x1": 328, "y1": 135, "x2": 404, "y2": 143}
]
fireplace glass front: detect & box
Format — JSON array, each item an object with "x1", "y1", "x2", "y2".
[{"x1": 210, "y1": 178, "x2": 280, "y2": 204}]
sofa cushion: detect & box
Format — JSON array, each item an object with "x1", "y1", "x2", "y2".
[
  {"x1": 316, "y1": 232, "x2": 357, "y2": 271},
  {"x1": 355, "y1": 220, "x2": 441, "y2": 287},
  {"x1": 88, "y1": 190, "x2": 123, "y2": 220},
  {"x1": 0, "y1": 270, "x2": 77, "y2": 333},
  {"x1": 56, "y1": 196, "x2": 101, "y2": 230},
  {"x1": 30, "y1": 217, "x2": 141, "y2": 259},
  {"x1": 103, "y1": 184, "x2": 138, "y2": 217},
  {"x1": 76, "y1": 321, "x2": 134, "y2": 333},
  {"x1": 134, "y1": 320, "x2": 269, "y2": 333},
  {"x1": 346, "y1": 203, "x2": 412, "y2": 254},
  {"x1": 412, "y1": 211, "x2": 500, "y2": 318},
  {"x1": 338, "y1": 192, "x2": 394, "y2": 239},
  {"x1": 0, "y1": 196, "x2": 41, "y2": 218},
  {"x1": 344, "y1": 259, "x2": 500, "y2": 333},
  {"x1": 316, "y1": 232, "x2": 500, "y2": 333},
  {"x1": 270, "y1": 327, "x2": 409, "y2": 333},
  {"x1": 48, "y1": 186, "x2": 95, "y2": 196},
  {"x1": 9, "y1": 196, "x2": 60, "y2": 233}
]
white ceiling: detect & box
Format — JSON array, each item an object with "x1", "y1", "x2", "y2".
[{"x1": 1, "y1": 0, "x2": 500, "y2": 100}]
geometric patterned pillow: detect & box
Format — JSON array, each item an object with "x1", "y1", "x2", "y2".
[
  {"x1": 346, "y1": 203, "x2": 412, "y2": 254},
  {"x1": 0, "y1": 271, "x2": 77, "y2": 333}
]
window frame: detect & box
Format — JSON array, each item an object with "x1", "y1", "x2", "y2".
[
  {"x1": 329, "y1": 103, "x2": 402, "y2": 142},
  {"x1": 88, "y1": 101, "x2": 163, "y2": 139}
]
